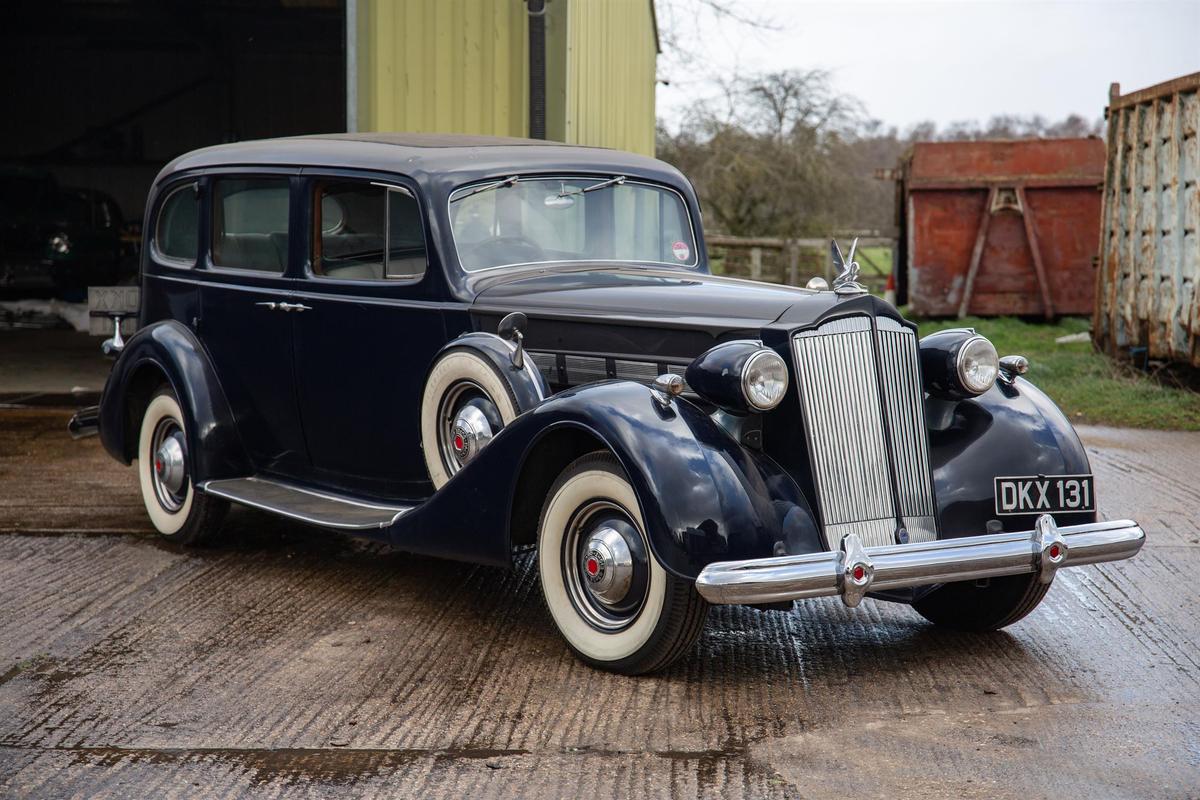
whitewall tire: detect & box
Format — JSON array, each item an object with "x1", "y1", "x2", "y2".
[
  {"x1": 537, "y1": 452, "x2": 709, "y2": 674},
  {"x1": 136, "y1": 388, "x2": 227, "y2": 544},
  {"x1": 421, "y1": 349, "x2": 519, "y2": 489}
]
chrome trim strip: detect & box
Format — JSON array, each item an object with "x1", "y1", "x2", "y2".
[
  {"x1": 199, "y1": 477, "x2": 413, "y2": 530},
  {"x1": 694, "y1": 516, "x2": 1145, "y2": 605}
]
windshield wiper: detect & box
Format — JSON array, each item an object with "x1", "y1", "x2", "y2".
[
  {"x1": 557, "y1": 175, "x2": 626, "y2": 198},
  {"x1": 451, "y1": 175, "x2": 520, "y2": 203}
]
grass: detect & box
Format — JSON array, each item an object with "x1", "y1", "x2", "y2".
[{"x1": 914, "y1": 315, "x2": 1200, "y2": 431}]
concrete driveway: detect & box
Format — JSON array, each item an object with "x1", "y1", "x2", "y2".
[{"x1": 0, "y1": 408, "x2": 1197, "y2": 798}]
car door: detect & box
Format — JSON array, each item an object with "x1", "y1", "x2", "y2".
[
  {"x1": 196, "y1": 172, "x2": 309, "y2": 477},
  {"x1": 290, "y1": 172, "x2": 446, "y2": 499}
]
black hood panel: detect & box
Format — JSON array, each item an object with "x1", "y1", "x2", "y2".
[{"x1": 477, "y1": 266, "x2": 816, "y2": 335}]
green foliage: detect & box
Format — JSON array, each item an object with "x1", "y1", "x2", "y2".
[{"x1": 915, "y1": 316, "x2": 1200, "y2": 431}]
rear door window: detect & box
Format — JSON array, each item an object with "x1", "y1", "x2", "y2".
[{"x1": 212, "y1": 178, "x2": 290, "y2": 272}]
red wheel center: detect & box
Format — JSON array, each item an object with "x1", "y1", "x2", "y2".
[
  {"x1": 1049, "y1": 544, "x2": 1061, "y2": 559},
  {"x1": 852, "y1": 565, "x2": 865, "y2": 581},
  {"x1": 453, "y1": 434, "x2": 465, "y2": 451},
  {"x1": 155, "y1": 458, "x2": 163, "y2": 473},
  {"x1": 586, "y1": 557, "x2": 599, "y2": 576}
]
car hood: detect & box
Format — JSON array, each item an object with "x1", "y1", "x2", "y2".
[{"x1": 471, "y1": 266, "x2": 815, "y2": 332}]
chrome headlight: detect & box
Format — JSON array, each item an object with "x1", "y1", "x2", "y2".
[
  {"x1": 919, "y1": 329, "x2": 999, "y2": 398},
  {"x1": 685, "y1": 341, "x2": 789, "y2": 414},
  {"x1": 741, "y1": 349, "x2": 788, "y2": 411},
  {"x1": 956, "y1": 335, "x2": 999, "y2": 394}
]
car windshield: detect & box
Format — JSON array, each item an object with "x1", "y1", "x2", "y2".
[{"x1": 448, "y1": 176, "x2": 697, "y2": 272}]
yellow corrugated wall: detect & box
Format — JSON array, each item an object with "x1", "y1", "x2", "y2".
[
  {"x1": 562, "y1": 0, "x2": 658, "y2": 155},
  {"x1": 353, "y1": 0, "x2": 657, "y2": 155},
  {"x1": 356, "y1": 0, "x2": 529, "y2": 137}
]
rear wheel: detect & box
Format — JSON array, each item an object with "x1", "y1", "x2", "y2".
[
  {"x1": 912, "y1": 574, "x2": 1050, "y2": 631},
  {"x1": 536, "y1": 452, "x2": 708, "y2": 674},
  {"x1": 136, "y1": 388, "x2": 227, "y2": 545}
]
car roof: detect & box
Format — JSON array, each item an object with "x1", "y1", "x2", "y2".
[{"x1": 157, "y1": 133, "x2": 682, "y2": 188}]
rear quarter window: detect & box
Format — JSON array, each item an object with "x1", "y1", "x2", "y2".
[{"x1": 154, "y1": 182, "x2": 199, "y2": 265}]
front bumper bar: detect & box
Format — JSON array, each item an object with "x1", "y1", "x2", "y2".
[{"x1": 694, "y1": 515, "x2": 1144, "y2": 607}]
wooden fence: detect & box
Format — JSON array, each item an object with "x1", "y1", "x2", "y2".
[{"x1": 704, "y1": 233, "x2": 897, "y2": 294}]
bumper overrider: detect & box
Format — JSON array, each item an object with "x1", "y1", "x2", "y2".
[{"x1": 694, "y1": 515, "x2": 1144, "y2": 607}]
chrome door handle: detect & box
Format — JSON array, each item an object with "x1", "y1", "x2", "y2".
[
  {"x1": 277, "y1": 303, "x2": 312, "y2": 313},
  {"x1": 255, "y1": 301, "x2": 278, "y2": 311}
]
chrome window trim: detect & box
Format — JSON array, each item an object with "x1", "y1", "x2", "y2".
[{"x1": 445, "y1": 174, "x2": 700, "y2": 274}]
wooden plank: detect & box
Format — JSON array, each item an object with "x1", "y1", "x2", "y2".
[
  {"x1": 1015, "y1": 186, "x2": 1055, "y2": 319},
  {"x1": 957, "y1": 187, "x2": 998, "y2": 319}
]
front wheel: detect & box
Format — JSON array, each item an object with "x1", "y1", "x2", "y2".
[
  {"x1": 536, "y1": 452, "x2": 709, "y2": 674},
  {"x1": 912, "y1": 573, "x2": 1050, "y2": 631}
]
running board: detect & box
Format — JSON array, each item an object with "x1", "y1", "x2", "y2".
[{"x1": 199, "y1": 477, "x2": 413, "y2": 530}]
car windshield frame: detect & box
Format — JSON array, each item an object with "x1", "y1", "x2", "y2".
[{"x1": 446, "y1": 174, "x2": 700, "y2": 274}]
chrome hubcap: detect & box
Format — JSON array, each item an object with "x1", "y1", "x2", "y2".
[
  {"x1": 581, "y1": 527, "x2": 634, "y2": 605},
  {"x1": 562, "y1": 501, "x2": 649, "y2": 631},
  {"x1": 438, "y1": 381, "x2": 503, "y2": 477},
  {"x1": 150, "y1": 419, "x2": 187, "y2": 512},
  {"x1": 450, "y1": 403, "x2": 494, "y2": 466}
]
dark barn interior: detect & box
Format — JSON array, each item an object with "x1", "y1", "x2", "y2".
[{"x1": 1, "y1": 0, "x2": 345, "y2": 258}]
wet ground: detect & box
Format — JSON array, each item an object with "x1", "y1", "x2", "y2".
[{"x1": 0, "y1": 408, "x2": 1197, "y2": 798}]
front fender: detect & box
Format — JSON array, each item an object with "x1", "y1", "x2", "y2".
[
  {"x1": 929, "y1": 376, "x2": 1095, "y2": 536},
  {"x1": 98, "y1": 320, "x2": 249, "y2": 482},
  {"x1": 384, "y1": 381, "x2": 819, "y2": 577}
]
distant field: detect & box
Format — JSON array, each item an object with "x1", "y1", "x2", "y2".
[{"x1": 915, "y1": 315, "x2": 1200, "y2": 431}]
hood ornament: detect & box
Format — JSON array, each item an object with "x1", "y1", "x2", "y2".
[{"x1": 831, "y1": 238, "x2": 869, "y2": 296}]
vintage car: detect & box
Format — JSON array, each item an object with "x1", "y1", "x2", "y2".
[
  {"x1": 76, "y1": 133, "x2": 1144, "y2": 674},
  {"x1": 0, "y1": 167, "x2": 127, "y2": 298}
]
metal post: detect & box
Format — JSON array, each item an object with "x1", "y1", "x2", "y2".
[
  {"x1": 787, "y1": 241, "x2": 799, "y2": 286},
  {"x1": 750, "y1": 247, "x2": 762, "y2": 281},
  {"x1": 345, "y1": 0, "x2": 357, "y2": 132}
]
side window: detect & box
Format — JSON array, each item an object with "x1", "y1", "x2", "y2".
[
  {"x1": 212, "y1": 178, "x2": 290, "y2": 272},
  {"x1": 314, "y1": 181, "x2": 386, "y2": 279},
  {"x1": 312, "y1": 180, "x2": 426, "y2": 281},
  {"x1": 155, "y1": 183, "x2": 199, "y2": 265},
  {"x1": 386, "y1": 188, "x2": 427, "y2": 279}
]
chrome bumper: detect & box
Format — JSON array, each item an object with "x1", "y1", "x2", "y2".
[{"x1": 694, "y1": 515, "x2": 1144, "y2": 607}]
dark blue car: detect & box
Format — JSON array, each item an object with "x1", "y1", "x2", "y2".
[{"x1": 82, "y1": 134, "x2": 1144, "y2": 674}]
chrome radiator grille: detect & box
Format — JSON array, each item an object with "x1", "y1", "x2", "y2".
[{"x1": 792, "y1": 316, "x2": 937, "y2": 548}]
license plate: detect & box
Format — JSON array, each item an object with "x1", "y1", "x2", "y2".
[{"x1": 994, "y1": 474, "x2": 1095, "y2": 516}]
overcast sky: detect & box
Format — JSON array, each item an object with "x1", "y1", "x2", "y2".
[{"x1": 656, "y1": 0, "x2": 1200, "y2": 132}]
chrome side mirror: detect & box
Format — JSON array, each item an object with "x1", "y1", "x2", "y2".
[{"x1": 498, "y1": 312, "x2": 527, "y2": 370}]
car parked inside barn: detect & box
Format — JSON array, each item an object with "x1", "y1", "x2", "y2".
[{"x1": 76, "y1": 134, "x2": 1144, "y2": 674}]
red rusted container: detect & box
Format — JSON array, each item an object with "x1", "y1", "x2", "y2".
[{"x1": 897, "y1": 138, "x2": 1106, "y2": 318}]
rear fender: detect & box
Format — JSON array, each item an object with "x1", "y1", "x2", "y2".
[
  {"x1": 432, "y1": 331, "x2": 548, "y2": 412},
  {"x1": 385, "y1": 380, "x2": 819, "y2": 577},
  {"x1": 99, "y1": 320, "x2": 248, "y2": 482}
]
